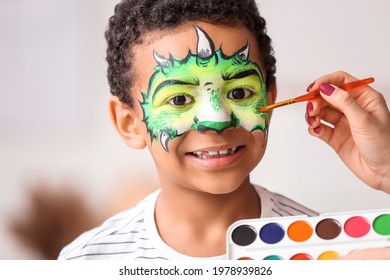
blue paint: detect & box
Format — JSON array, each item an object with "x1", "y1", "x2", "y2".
[{"x1": 259, "y1": 222, "x2": 285, "y2": 244}]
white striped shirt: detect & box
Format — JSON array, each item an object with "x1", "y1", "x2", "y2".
[{"x1": 58, "y1": 185, "x2": 318, "y2": 260}]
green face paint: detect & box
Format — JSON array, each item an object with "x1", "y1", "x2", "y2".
[{"x1": 140, "y1": 26, "x2": 268, "y2": 151}]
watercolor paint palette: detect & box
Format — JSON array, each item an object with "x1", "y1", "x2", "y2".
[{"x1": 227, "y1": 209, "x2": 390, "y2": 260}]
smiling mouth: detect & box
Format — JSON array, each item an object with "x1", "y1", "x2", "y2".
[{"x1": 188, "y1": 146, "x2": 242, "y2": 159}]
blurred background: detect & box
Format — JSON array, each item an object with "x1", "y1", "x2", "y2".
[{"x1": 1, "y1": 0, "x2": 389, "y2": 259}]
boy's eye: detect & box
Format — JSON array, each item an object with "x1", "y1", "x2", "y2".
[
  {"x1": 227, "y1": 88, "x2": 252, "y2": 100},
  {"x1": 168, "y1": 95, "x2": 193, "y2": 106}
]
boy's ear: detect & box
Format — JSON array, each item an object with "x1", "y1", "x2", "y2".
[{"x1": 108, "y1": 96, "x2": 147, "y2": 149}]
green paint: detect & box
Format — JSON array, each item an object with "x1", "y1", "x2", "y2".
[
  {"x1": 373, "y1": 214, "x2": 390, "y2": 235},
  {"x1": 140, "y1": 26, "x2": 268, "y2": 152},
  {"x1": 210, "y1": 89, "x2": 222, "y2": 112},
  {"x1": 263, "y1": 255, "x2": 283, "y2": 260},
  {"x1": 191, "y1": 113, "x2": 240, "y2": 133}
]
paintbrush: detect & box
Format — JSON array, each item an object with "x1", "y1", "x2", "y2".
[{"x1": 259, "y1": 77, "x2": 375, "y2": 112}]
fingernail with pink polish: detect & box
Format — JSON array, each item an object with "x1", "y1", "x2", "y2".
[
  {"x1": 306, "y1": 82, "x2": 315, "y2": 92},
  {"x1": 320, "y1": 83, "x2": 335, "y2": 96},
  {"x1": 307, "y1": 116, "x2": 316, "y2": 126},
  {"x1": 313, "y1": 126, "x2": 321, "y2": 134},
  {"x1": 306, "y1": 102, "x2": 313, "y2": 114}
]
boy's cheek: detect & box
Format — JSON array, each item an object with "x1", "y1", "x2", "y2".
[
  {"x1": 152, "y1": 108, "x2": 194, "y2": 129},
  {"x1": 230, "y1": 104, "x2": 269, "y2": 131},
  {"x1": 171, "y1": 114, "x2": 196, "y2": 135}
]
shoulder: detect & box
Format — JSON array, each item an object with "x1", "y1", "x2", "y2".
[
  {"x1": 58, "y1": 190, "x2": 166, "y2": 260},
  {"x1": 253, "y1": 185, "x2": 319, "y2": 217}
]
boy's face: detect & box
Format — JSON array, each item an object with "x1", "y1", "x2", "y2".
[{"x1": 115, "y1": 22, "x2": 275, "y2": 194}]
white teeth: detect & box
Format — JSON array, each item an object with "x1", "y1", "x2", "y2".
[
  {"x1": 191, "y1": 146, "x2": 239, "y2": 159},
  {"x1": 219, "y1": 149, "x2": 228, "y2": 155},
  {"x1": 194, "y1": 151, "x2": 203, "y2": 156}
]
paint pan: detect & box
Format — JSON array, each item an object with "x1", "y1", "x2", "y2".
[{"x1": 227, "y1": 209, "x2": 390, "y2": 260}]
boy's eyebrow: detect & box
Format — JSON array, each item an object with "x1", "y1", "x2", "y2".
[
  {"x1": 153, "y1": 79, "x2": 199, "y2": 96},
  {"x1": 222, "y1": 69, "x2": 261, "y2": 81}
]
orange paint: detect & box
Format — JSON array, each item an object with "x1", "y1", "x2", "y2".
[{"x1": 287, "y1": 220, "x2": 313, "y2": 242}]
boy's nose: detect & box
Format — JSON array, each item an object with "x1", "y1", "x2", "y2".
[
  {"x1": 193, "y1": 118, "x2": 236, "y2": 134},
  {"x1": 192, "y1": 93, "x2": 238, "y2": 133}
]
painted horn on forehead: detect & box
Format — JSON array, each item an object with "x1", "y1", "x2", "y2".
[
  {"x1": 194, "y1": 26, "x2": 215, "y2": 59},
  {"x1": 238, "y1": 43, "x2": 250, "y2": 60},
  {"x1": 153, "y1": 50, "x2": 171, "y2": 68}
]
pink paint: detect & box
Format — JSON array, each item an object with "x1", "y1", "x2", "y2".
[{"x1": 344, "y1": 216, "x2": 370, "y2": 238}]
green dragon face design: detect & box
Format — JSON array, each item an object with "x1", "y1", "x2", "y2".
[{"x1": 140, "y1": 26, "x2": 268, "y2": 152}]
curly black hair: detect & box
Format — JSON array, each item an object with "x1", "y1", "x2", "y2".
[{"x1": 105, "y1": 0, "x2": 276, "y2": 107}]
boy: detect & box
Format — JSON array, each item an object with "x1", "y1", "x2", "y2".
[{"x1": 58, "y1": 0, "x2": 318, "y2": 260}]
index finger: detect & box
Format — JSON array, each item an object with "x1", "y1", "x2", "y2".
[
  {"x1": 306, "y1": 71, "x2": 384, "y2": 116},
  {"x1": 305, "y1": 71, "x2": 356, "y2": 116}
]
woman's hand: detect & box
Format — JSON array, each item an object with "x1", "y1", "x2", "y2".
[
  {"x1": 305, "y1": 71, "x2": 390, "y2": 194},
  {"x1": 336, "y1": 247, "x2": 390, "y2": 260}
]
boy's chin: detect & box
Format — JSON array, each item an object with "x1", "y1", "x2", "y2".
[{"x1": 189, "y1": 175, "x2": 251, "y2": 195}]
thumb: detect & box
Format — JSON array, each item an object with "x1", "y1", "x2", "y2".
[{"x1": 319, "y1": 83, "x2": 369, "y2": 128}]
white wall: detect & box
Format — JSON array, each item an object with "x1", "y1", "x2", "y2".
[
  {"x1": 254, "y1": 0, "x2": 390, "y2": 213},
  {"x1": 1, "y1": 0, "x2": 389, "y2": 259}
]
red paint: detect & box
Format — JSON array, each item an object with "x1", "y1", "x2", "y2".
[{"x1": 290, "y1": 253, "x2": 313, "y2": 260}]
